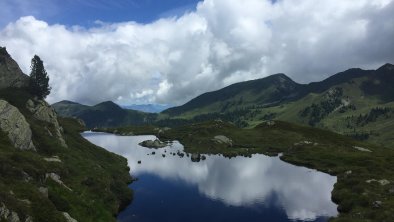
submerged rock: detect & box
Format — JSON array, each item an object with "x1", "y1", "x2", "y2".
[
  {"x1": 0, "y1": 100, "x2": 36, "y2": 151},
  {"x1": 191, "y1": 153, "x2": 201, "y2": 162},
  {"x1": 139, "y1": 139, "x2": 167, "y2": 148}
]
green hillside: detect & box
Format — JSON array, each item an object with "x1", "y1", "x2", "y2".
[
  {"x1": 53, "y1": 100, "x2": 157, "y2": 128},
  {"x1": 161, "y1": 64, "x2": 394, "y2": 148},
  {"x1": 0, "y1": 89, "x2": 133, "y2": 222},
  {"x1": 0, "y1": 47, "x2": 132, "y2": 221}
]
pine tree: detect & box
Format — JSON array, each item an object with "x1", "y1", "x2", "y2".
[{"x1": 29, "y1": 55, "x2": 51, "y2": 99}]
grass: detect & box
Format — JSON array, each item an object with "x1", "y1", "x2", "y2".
[
  {"x1": 0, "y1": 88, "x2": 132, "y2": 221},
  {"x1": 99, "y1": 120, "x2": 394, "y2": 222}
]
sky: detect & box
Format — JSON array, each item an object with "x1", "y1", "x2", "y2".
[{"x1": 0, "y1": 0, "x2": 393, "y2": 106}]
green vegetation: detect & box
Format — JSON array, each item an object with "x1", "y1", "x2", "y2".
[
  {"x1": 100, "y1": 120, "x2": 394, "y2": 222},
  {"x1": 29, "y1": 55, "x2": 51, "y2": 99},
  {"x1": 159, "y1": 64, "x2": 394, "y2": 148},
  {"x1": 0, "y1": 89, "x2": 132, "y2": 221},
  {"x1": 54, "y1": 64, "x2": 394, "y2": 148}
]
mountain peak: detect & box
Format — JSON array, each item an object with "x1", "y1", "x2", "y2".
[
  {"x1": 377, "y1": 63, "x2": 394, "y2": 72},
  {"x1": 94, "y1": 101, "x2": 123, "y2": 111},
  {"x1": 0, "y1": 46, "x2": 29, "y2": 89}
]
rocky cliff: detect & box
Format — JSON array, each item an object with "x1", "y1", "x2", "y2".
[
  {"x1": 0, "y1": 99, "x2": 35, "y2": 151},
  {"x1": 0, "y1": 47, "x2": 29, "y2": 89},
  {"x1": 0, "y1": 47, "x2": 132, "y2": 222},
  {"x1": 26, "y1": 98, "x2": 67, "y2": 148}
]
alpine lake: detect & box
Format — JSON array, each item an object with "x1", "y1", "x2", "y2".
[{"x1": 82, "y1": 132, "x2": 338, "y2": 222}]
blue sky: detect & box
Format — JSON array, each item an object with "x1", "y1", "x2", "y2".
[{"x1": 0, "y1": 0, "x2": 203, "y2": 28}]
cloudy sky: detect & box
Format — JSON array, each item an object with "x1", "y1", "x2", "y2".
[{"x1": 1, "y1": 0, "x2": 393, "y2": 106}]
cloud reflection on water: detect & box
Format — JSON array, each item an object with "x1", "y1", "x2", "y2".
[{"x1": 82, "y1": 132, "x2": 337, "y2": 221}]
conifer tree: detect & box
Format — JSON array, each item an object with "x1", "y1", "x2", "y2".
[{"x1": 29, "y1": 55, "x2": 51, "y2": 99}]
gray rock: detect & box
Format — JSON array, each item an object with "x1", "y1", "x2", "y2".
[
  {"x1": 372, "y1": 200, "x2": 382, "y2": 208},
  {"x1": 353, "y1": 146, "x2": 372, "y2": 152},
  {"x1": 213, "y1": 135, "x2": 233, "y2": 146},
  {"x1": 26, "y1": 99, "x2": 67, "y2": 148},
  {"x1": 139, "y1": 139, "x2": 167, "y2": 148},
  {"x1": 0, "y1": 47, "x2": 29, "y2": 89},
  {"x1": 62, "y1": 212, "x2": 78, "y2": 222},
  {"x1": 46, "y1": 173, "x2": 72, "y2": 191},
  {"x1": 0, "y1": 100, "x2": 36, "y2": 151},
  {"x1": 43, "y1": 156, "x2": 62, "y2": 163},
  {"x1": 0, "y1": 203, "x2": 21, "y2": 222},
  {"x1": 38, "y1": 187, "x2": 49, "y2": 198},
  {"x1": 191, "y1": 153, "x2": 201, "y2": 162}
]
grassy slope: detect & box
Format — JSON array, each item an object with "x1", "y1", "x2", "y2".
[
  {"x1": 0, "y1": 89, "x2": 132, "y2": 222},
  {"x1": 252, "y1": 76, "x2": 394, "y2": 148},
  {"x1": 159, "y1": 65, "x2": 394, "y2": 148},
  {"x1": 101, "y1": 120, "x2": 394, "y2": 222}
]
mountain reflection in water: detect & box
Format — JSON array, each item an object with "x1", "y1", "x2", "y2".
[{"x1": 82, "y1": 132, "x2": 337, "y2": 222}]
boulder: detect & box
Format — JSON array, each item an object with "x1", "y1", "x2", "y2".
[
  {"x1": 26, "y1": 99, "x2": 67, "y2": 148},
  {"x1": 0, "y1": 100, "x2": 36, "y2": 151},
  {"x1": 43, "y1": 156, "x2": 62, "y2": 162},
  {"x1": 139, "y1": 139, "x2": 167, "y2": 148},
  {"x1": 212, "y1": 135, "x2": 233, "y2": 146},
  {"x1": 63, "y1": 212, "x2": 78, "y2": 222},
  {"x1": 0, "y1": 47, "x2": 29, "y2": 89},
  {"x1": 191, "y1": 153, "x2": 201, "y2": 162}
]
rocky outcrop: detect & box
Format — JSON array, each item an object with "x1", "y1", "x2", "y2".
[
  {"x1": 0, "y1": 203, "x2": 21, "y2": 222},
  {"x1": 0, "y1": 47, "x2": 29, "y2": 89},
  {"x1": 0, "y1": 100, "x2": 36, "y2": 151},
  {"x1": 62, "y1": 212, "x2": 78, "y2": 222},
  {"x1": 26, "y1": 99, "x2": 67, "y2": 148},
  {"x1": 45, "y1": 173, "x2": 72, "y2": 191}
]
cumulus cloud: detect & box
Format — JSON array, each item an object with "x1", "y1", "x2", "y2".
[{"x1": 1, "y1": 0, "x2": 394, "y2": 105}]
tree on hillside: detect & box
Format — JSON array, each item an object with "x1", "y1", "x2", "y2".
[{"x1": 29, "y1": 55, "x2": 51, "y2": 99}]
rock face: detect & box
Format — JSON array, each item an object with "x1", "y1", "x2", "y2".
[
  {"x1": 26, "y1": 98, "x2": 67, "y2": 148},
  {"x1": 0, "y1": 100, "x2": 36, "y2": 151},
  {"x1": 0, "y1": 47, "x2": 29, "y2": 89}
]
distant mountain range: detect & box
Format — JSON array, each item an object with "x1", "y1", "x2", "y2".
[
  {"x1": 52, "y1": 100, "x2": 157, "y2": 128},
  {"x1": 54, "y1": 63, "x2": 394, "y2": 148},
  {"x1": 121, "y1": 104, "x2": 172, "y2": 113}
]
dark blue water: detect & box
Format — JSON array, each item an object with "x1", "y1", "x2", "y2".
[{"x1": 82, "y1": 132, "x2": 337, "y2": 222}]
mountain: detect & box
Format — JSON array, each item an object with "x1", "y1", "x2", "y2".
[
  {"x1": 161, "y1": 64, "x2": 394, "y2": 148},
  {"x1": 53, "y1": 100, "x2": 157, "y2": 128},
  {"x1": 0, "y1": 47, "x2": 132, "y2": 221},
  {"x1": 163, "y1": 73, "x2": 301, "y2": 116},
  {"x1": 122, "y1": 104, "x2": 172, "y2": 113}
]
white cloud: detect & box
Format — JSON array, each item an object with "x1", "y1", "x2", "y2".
[{"x1": 1, "y1": 0, "x2": 394, "y2": 105}]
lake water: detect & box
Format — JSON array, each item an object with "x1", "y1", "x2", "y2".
[{"x1": 82, "y1": 132, "x2": 338, "y2": 222}]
